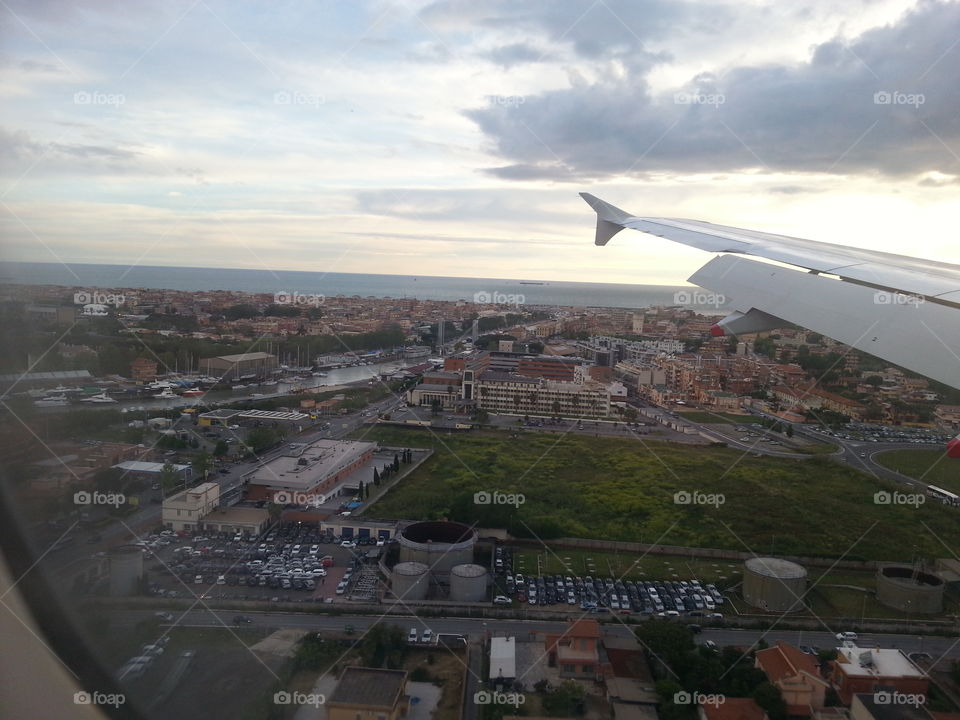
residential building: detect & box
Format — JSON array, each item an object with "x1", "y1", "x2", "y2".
[
  {"x1": 161, "y1": 482, "x2": 220, "y2": 532},
  {"x1": 755, "y1": 642, "x2": 829, "y2": 716},
  {"x1": 828, "y1": 645, "x2": 928, "y2": 706},
  {"x1": 326, "y1": 667, "x2": 409, "y2": 720},
  {"x1": 546, "y1": 619, "x2": 601, "y2": 678},
  {"x1": 697, "y1": 697, "x2": 768, "y2": 720}
]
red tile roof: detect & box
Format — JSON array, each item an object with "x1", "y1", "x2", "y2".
[{"x1": 700, "y1": 697, "x2": 767, "y2": 720}]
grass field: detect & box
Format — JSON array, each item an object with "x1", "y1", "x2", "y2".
[
  {"x1": 354, "y1": 426, "x2": 959, "y2": 562},
  {"x1": 874, "y1": 448, "x2": 959, "y2": 493}
]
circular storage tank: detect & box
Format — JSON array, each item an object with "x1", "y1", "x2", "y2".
[
  {"x1": 109, "y1": 546, "x2": 144, "y2": 596},
  {"x1": 742, "y1": 557, "x2": 807, "y2": 612},
  {"x1": 876, "y1": 565, "x2": 944, "y2": 614},
  {"x1": 449, "y1": 563, "x2": 488, "y2": 602},
  {"x1": 391, "y1": 561, "x2": 429, "y2": 601},
  {"x1": 399, "y1": 521, "x2": 476, "y2": 580}
]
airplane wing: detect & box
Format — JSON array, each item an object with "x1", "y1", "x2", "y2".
[{"x1": 581, "y1": 193, "x2": 960, "y2": 391}]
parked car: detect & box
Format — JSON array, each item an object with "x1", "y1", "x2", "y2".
[
  {"x1": 493, "y1": 595, "x2": 511, "y2": 605},
  {"x1": 408, "y1": 628, "x2": 418, "y2": 643}
]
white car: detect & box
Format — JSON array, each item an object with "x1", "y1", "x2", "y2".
[
  {"x1": 340, "y1": 540, "x2": 357, "y2": 548},
  {"x1": 376, "y1": 538, "x2": 385, "y2": 547},
  {"x1": 493, "y1": 595, "x2": 511, "y2": 605},
  {"x1": 421, "y1": 629, "x2": 433, "y2": 644},
  {"x1": 836, "y1": 631, "x2": 858, "y2": 641}
]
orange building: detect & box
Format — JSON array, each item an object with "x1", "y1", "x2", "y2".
[
  {"x1": 545, "y1": 619, "x2": 601, "y2": 678},
  {"x1": 755, "y1": 642, "x2": 828, "y2": 716}
]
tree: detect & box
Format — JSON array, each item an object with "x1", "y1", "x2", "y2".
[
  {"x1": 752, "y1": 682, "x2": 787, "y2": 720},
  {"x1": 357, "y1": 480, "x2": 365, "y2": 500},
  {"x1": 246, "y1": 428, "x2": 279, "y2": 453},
  {"x1": 213, "y1": 440, "x2": 229, "y2": 457},
  {"x1": 192, "y1": 452, "x2": 213, "y2": 480},
  {"x1": 159, "y1": 462, "x2": 181, "y2": 491},
  {"x1": 393, "y1": 454, "x2": 400, "y2": 472},
  {"x1": 785, "y1": 424, "x2": 794, "y2": 438},
  {"x1": 360, "y1": 622, "x2": 408, "y2": 668},
  {"x1": 542, "y1": 680, "x2": 586, "y2": 716},
  {"x1": 373, "y1": 467, "x2": 381, "y2": 486}
]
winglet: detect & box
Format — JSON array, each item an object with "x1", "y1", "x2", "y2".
[{"x1": 580, "y1": 192, "x2": 634, "y2": 246}]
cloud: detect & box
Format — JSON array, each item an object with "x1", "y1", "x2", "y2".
[
  {"x1": 482, "y1": 42, "x2": 553, "y2": 68},
  {"x1": 466, "y1": 0, "x2": 960, "y2": 180}
]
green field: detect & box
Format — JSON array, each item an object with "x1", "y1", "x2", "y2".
[
  {"x1": 354, "y1": 426, "x2": 959, "y2": 562},
  {"x1": 874, "y1": 448, "x2": 959, "y2": 493}
]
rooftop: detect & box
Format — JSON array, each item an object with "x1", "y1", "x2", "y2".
[
  {"x1": 245, "y1": 438, "x2": 377, "y2": 492},
  {"x1": 835, "y1": 645, "x2": 925, "y2": 678},
  {"x1": 328, "y1": 667, "x2": 407, "y2": 709},
  {"x1": 205, "y1": 352, "x2": 277, "y2": 362},
  {"x1": 114, "y1": 461, "x2": 190, "y2": 473}
]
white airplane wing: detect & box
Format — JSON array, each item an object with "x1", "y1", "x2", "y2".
[{"x1": 581, "y1": 193, "x2": 960, "y2": 390}]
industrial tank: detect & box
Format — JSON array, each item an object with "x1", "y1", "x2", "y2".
[
  {"x1": 449, "y1": 563, "x2": 487, "y2": 602},
  {"x1": 391, "y1": 561, "x2": 429, "y2": 601},
  {"x1": 742, "y1": 557, "x2": 807, "y2": 612}
]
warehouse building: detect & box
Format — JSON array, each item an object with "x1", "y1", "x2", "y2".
[
  {"x1": 161, "y1": 482, "x2": 220, "y2": 532},
  {"x1": 242, "y1": 438, "x2": 376, "y2": 503},
  {"x1": 199, "y1": 351, "x2": 278, "y2": 382}
]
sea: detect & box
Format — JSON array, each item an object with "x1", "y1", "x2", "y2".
[{"x1": 0, "y1": 261, "x2": 723, "y2": 311}]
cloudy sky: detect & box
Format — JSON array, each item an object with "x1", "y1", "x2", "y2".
[{"x1": 2, "y1": 0, "x2": 959, "y2": 285}]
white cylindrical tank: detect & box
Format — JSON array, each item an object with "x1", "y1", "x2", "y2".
[
  {"x1": 391, "y1": 561, "x2": 429, "y2": 601},
  {"x1": 743, "y1": 557, "x2": 807, "y2": 612},
  {"x1": 449, "y1": 563, "x2": 487, "y2": 602},
  {"x1": 109, "y1": 546, "x2": 144, "y2": 596}
]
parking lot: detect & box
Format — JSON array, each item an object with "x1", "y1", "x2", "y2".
[
  {"x1": 141, "y1": 523, "x2": 389, "y2": 603},
  {"x1": 491, "y1": 545, "x2": 727, "y2": 618}
]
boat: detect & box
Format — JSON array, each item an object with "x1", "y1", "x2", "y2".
[
  {"x1": 261, "y1": 380, "x2": 278, "y2": 387},
  {"x1": 231, "y1": 384, "x2": 247, "y2": 391},
  {"x1": 250, "y1": 393, "x2": 265, "y2": 399},
  {"x1": 311, "y1": 372, "x2": 328, "y2": 377},
  {"x1": 35, "y1": 395, "x2": 69, "y2": 407},
  {"x1": 182, "y1": 389, "x2": 204, "y2": 397},
  {"x1": 154, "y1": 388, "x2": 177, "y2": 399},
  {"x1": 82, "y1": 392, "x2": 118, "y2": 404}
]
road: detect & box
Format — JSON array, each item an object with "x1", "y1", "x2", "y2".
[{"x1": 110, "y1": 608, "x2": 960, "y2": 664}]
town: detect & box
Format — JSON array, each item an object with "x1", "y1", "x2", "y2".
[{"x1": 2, "y1": 281, "x2": 959, "y2": 720}]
